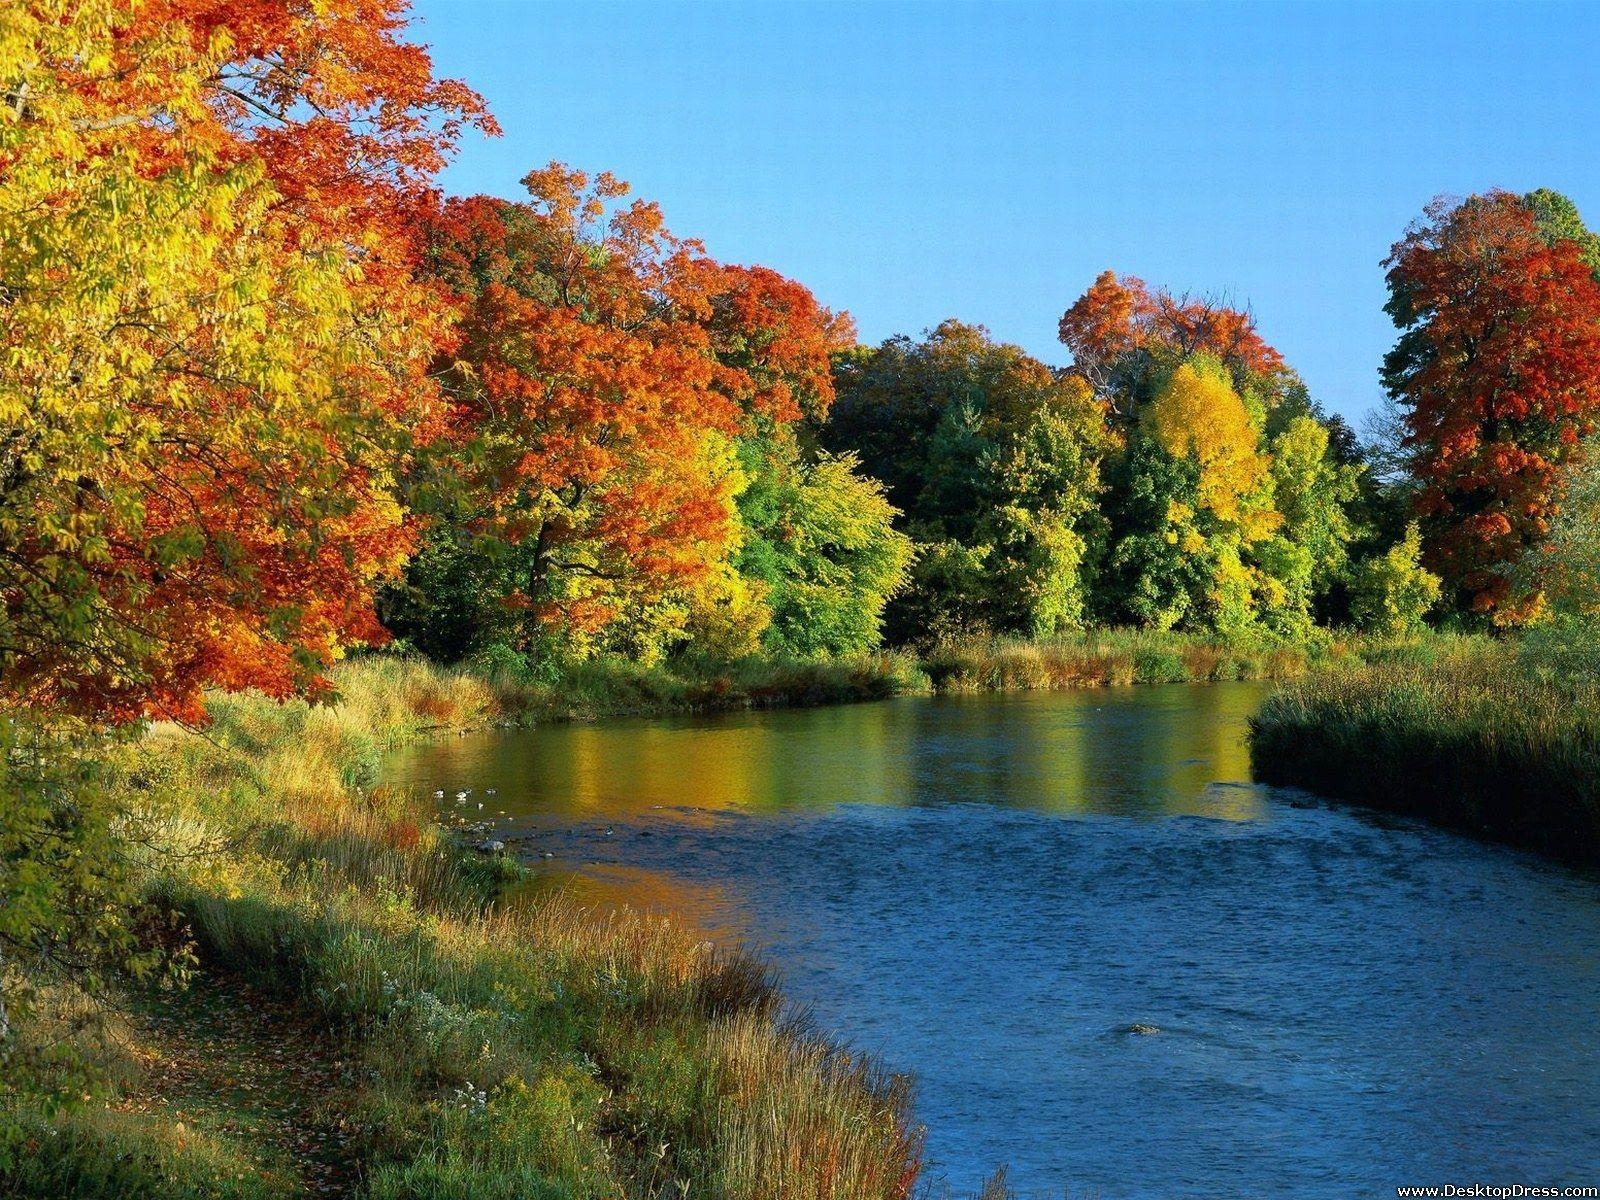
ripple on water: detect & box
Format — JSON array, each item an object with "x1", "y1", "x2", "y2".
[{"x1": 384, "y1": 685, "x2": 1600, "y2": 1198}]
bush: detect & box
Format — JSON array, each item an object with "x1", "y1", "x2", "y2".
[
  {"x1": 1349, "y1": 524, "x2": 1442, "y2": 636},
  {"x1": 0, "y1": 719, "x2": 175, "y2": 1145}
]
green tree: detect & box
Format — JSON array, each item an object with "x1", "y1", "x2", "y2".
[
  {"x1": 737, "y1": 443, "x2": 914, "y2": 656},
  {"x1": 1525, "y1": 188, "x2": 1600, "y2": 279},
  {"x1": 826, "y1": 323, "x2": 1111, "y2": 642},
  {"x1": 1513, "y1": 441, "x2": 1600, "y2": 670},
  {"x1": 1260, "y1": 416, "x2": 1362, "y2": 632},
  {"x1": 1101, "y1": 438, "x2": 1209, "y2": 630},
  {"x1": 0, "y1": 719, "x2": 170, "y2": 1124},
  {"x1": 974, "y1": 385, "x2": 1112, "y2": 635},
  {"x1": 1349, "y1": 524, "x2": 1442, "y2": 636}
]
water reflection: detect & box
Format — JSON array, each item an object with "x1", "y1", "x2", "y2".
[
  {"x1": 381, "y1": 682, "x2": 1600, "y2": 1197},
  {"x1": 386, "y1": 682, "x2": 1267, "y2": 821},
  {"x1": 512, "y1": 862, "x2": 744, "y2": 943}
]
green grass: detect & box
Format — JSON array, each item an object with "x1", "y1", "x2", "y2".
[
  {"x1": 3, "y1": 656, "x2": 922, "y2": 1199},
  {"x1": 1249, "y1": 635, "x2": 1600, "y2": 865},
  {"x1": 462, "y1": 647, "x2": 931, "y2": 722},
  {"x1": 463, "y1": 628, "x2": 1402, "y2": 713},
  {"x1": 917, "y1": 628, "x2": 1382, "y2": 692}
]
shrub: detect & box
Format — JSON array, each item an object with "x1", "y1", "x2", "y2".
[{"x1": 1349, "y1": 524, "x2": 1442, "y2": 636}]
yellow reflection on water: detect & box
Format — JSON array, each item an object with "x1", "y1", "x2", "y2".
[
  {"x1": 509, "y1": 862, "x2": 744, "y2": 942},
  {"x1": 385, "y1": 683, "x2": 1271, "y2": 823}
]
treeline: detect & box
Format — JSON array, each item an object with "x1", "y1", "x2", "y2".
[
  {"x1": 386, "y1": 200, "x2": 1600, "y2": 668},
  {"x1": 10, "y1": 3, "x2": 1600, "y2": 739}
]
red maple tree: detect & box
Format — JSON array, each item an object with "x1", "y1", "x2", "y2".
[{"x1": 1383, "y1": 191, "x2": 1600, "y2": 617}]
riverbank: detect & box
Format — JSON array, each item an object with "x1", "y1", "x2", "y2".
[
  {"x1": 1, "y1": 631, "x2": 1425, "y2": 1198},
  {"x1": 1249, "y1": 637, "x2": 1600, "y2": 866},
  {"x1": 461, "y1": 628, "x2": 1391, "y2": 722},
  {"x1": 918, "y1": 630, "x2": 1361, "y2": 691},
  {"x1": 2, "y1": 658, "x2": 921, "y2": 1198}
]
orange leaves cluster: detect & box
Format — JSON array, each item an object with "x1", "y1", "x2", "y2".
[
  {"x1": 424, "y1": 166, "x2": 848, "y2": 641},
  {"x1": 709, "y1": 266, "x2": 857, "y2": 423},
  {"x1": 1383, "y1": 191, "x2": 1600, "y2": 616},
  {"x1": 2, "y1": 0, "x2": 486, "y2": 723},
  {"x1": 1059, "y1": 270, "x2": 1284, "y2": 406}
]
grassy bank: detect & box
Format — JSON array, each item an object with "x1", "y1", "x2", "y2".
[
  {"x1": 2, "y1": 657, "x2": 922, "y2": 1199},
  {"x1": 463, "y1": 647, "x2": 929, "y2": 721},
  {"x1": 471, "y1": 628, "x2": 1391, "y2": 717},
  {"x1": 918, "y1": 629, "x2": 1372, "y2": 692},
  {"x1": 1249, "y1": 637, "x2": 1600, "y2": 866},
  {"x1": 3, "y1": 630, "x2": 1425, "y2": 1198}
]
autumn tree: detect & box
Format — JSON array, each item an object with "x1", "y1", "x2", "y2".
[
  {"x1": 1382, "y1": 191, "x2": 1600, "y2": 619},
  {"x1": 1104, "y1": 358, "x2": 1280, "y2": 631},
  {"x1": 0, "y1": 0, "x2": 489, "y2": 723},
  {"x1": 393, "y1": 176, "x2": 740, "y2": 656},
  {"x1": 0, "y1": 0, "x2": 487, "y2": 1095},
  {"x1": 389, "y1": 167, "x2": 904, "y2": 663},
  {"x1": 825, "y1": 322, "x2": 1112, "y2": 642},
  {"x1": 1055, "y1": 270, "x2": 1366, "y2": 632},
  {"x1": 1058, "y1": 271, "x2": 1283, "y2": 416}
]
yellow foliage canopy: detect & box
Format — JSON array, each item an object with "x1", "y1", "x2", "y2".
[
  {"x1": 0, "y1": 0, "x2": 475, "y2": 721},
  {"x1": 1145, "y1": 359, "x2": 1280, "y2": 540}
]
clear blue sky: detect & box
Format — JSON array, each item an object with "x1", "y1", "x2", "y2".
[{"x1": 409, "y1": 0, "x2": 1600, "y2": 423}]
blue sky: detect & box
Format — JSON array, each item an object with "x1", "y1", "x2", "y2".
[{"x1": 409, "y1": 0, "x2": 1600, "y2": 423}]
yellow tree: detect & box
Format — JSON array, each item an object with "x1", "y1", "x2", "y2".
[
  {"x1": 1, "y1": 0, "x2": 484, "y2": 722},
  {"x1": 1125, "y1": 358, "x2": 1281, "y2": 631},
  {"x1": 1145, "y1": 360, "x2": 1277, "y2": 535}
]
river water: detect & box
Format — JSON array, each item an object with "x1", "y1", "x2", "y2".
[{"x1": 383, "y1": 683, "x2": 1600, "y2": 1197}]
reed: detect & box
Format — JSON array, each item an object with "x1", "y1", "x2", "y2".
[
  {"x1": 3, "y1": 653, "x2": 924, "y2": 1199},
  {"x1": 920, "y1": 629, "x2": 1346, "y2": 693},
  {"x1": 1250, "y1": 637, "x2": 1600, "y2": 864}
]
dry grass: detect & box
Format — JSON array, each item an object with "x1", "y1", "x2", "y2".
[{"x1": 921, "y1": 630, "x2": 1338, "y2": 693}]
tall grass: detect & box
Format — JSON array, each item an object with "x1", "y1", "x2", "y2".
[
  {"x1": 920, "y1": 629, "x2": 1361, "y2": 693},
  {"x1": 4, "y1": 654, "x2": 922, "y2": 1199},
  {"x1": 1250, "y1": 636, "x2": 1600, "y2": 864},
  {"x1": 467, "y1": 647, "x2": 931, "y2": 721}
]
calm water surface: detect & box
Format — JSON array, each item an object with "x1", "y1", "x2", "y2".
[{"x1": 384, "y1": 684, "x2": 1600, "y2": 1197}]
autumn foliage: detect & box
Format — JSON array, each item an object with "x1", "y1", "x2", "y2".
[
  {"x1": 8, "y1": 2, "x2": 1600, "y2": 721},
  {"x1": 412, "y1": 166, "x2": 855, "y2": 647},
  {"x1": 1145, "y1": 359, "x2": 1277, "y2": 536},
  {"x1": 1059, "y1": 270, "x2": 1284, "y2": 410},
  {"x1": 0, "y1": 0, "x2": 489, "y2": 722},
  {"x1": 1383, "y1": 191, "x2": 1600, "y2": 617}
]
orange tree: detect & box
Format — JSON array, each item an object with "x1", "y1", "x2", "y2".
[
  {"x1": 1058, "y1": 270, "x2": 1284, "y2": 417},
  {"x1": 391, "y1": 166, "x2": 877, "y2": 662},
  {"x1": 1382, "y1": 191, "x2": 1600, "y2": 619},
  {"x1": 1, "y1": 0, "x2": 491, "y2": 723}
]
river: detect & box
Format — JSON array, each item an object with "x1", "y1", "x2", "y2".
[{"x1": 383, "y1": 682, "x2": 1600, "y2": 1197}]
